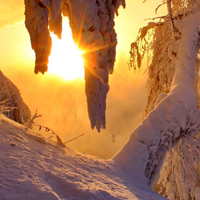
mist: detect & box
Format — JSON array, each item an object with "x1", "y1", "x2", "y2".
[
  {"x1": 0, "y1": 0, "x2": 167, "y2": 158},
  {"x1": 0, "y1": 23, "x2": 147, "y2": 158},
  {"x1": 1, "y1": 49, "x2": 147, "y2": 159},
  {"x1": 0, "y1": 1, "x2": 24, "y2": 29}
]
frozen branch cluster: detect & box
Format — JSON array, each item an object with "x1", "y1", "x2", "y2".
[
  {"x1": 0, "y1": 71, "x2": 31, "y2": 124},
  {"x1": 114, "y1": 10, "x2": 200, "y2": 199},
  {"x1": 129, "y1": 0, "x2": 200, "y2": 116},
  {"x1": 24, "y1": 0, "x2": 125, "y2": 131}
]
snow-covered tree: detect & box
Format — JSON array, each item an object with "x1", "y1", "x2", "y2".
[
  {"x1": 0, "y1": 71, "x2": 30, "y2": 124},
  {"x1": 24, "y1": 0, "x2": 125, "y2": 132},
  {"x1": 24, "y1": 0, "x2": 200, "y2": 199},
  {"x1": 129, "y1": 0, "x2": 200, "y2": 199}
]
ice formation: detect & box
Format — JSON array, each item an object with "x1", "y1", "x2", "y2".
[
  {"x1": 114, "y1": 11, "x2": 200, "y2": 191},
  {"x1": 0, "y1": 71, "x2": 31, "y2": 124},
  {"x1": 24, "y1": 0, "x2": 126, "y2": 131}
]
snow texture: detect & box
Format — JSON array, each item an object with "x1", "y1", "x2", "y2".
[
  {"x1": 114, "y1": 11, "x2": 200, "y2": 188},
  {"x1": 0, "y1": 114, "x2": 166, "y2": 200},
  {"x1": 24, "y1": 0, "x2": 125, "y2": 131},
  {"x1": 0, "y1": 71, "x2": 30, "y2": 124}
]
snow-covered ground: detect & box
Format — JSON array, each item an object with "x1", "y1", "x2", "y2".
[{"x1": 0, "y1": 114, "x2": 166, "y2": 200}]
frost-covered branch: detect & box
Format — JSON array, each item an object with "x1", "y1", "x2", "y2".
[
  {"x1": 129, "y1": 21, "x2": 163, "y2": 71},
  {"x1": 114, "y1": 11, "x2": 200, "y2": 188},
  {"x1": 0, "y1": 99, "x2": 17, "y2": 114}
]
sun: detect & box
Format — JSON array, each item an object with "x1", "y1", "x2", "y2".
[{"x1": 47, "y1": 19, "x2": 84, "y2": 81}]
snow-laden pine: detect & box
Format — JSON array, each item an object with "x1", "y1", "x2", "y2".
[
  {"x1": 129, "y1": 0, "x2": 200, "y2": 199},
  {"x1": 24, "y1": 0, "x2": 126, "y2": 132},
  {"x1": 0, "y1": 71, "x2": 30, "y2": 124}
]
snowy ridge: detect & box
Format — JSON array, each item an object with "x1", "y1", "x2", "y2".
[
  {"x1": 114, "y1": 11, "x2": 200, "y2": 187},
  {"x1": 0, "y1": 114, "x2": 165, "y2": 200}
]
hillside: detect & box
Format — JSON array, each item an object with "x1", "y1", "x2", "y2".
[{"x1": 0, "y1": 114, "x2": 166, "y2": 200}]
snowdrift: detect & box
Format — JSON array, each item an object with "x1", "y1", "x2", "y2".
[{"x1": 0, "y1": 114, "x2": 166, "y2": 200}]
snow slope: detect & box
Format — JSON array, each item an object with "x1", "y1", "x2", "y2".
[{"x1": 0, "y1": 114, "x2": 166, "y2": 200}]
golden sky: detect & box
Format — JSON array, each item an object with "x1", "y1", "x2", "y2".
[
  {"x1": 0, "y1": 1, "x2": 24, "y2": 28},
  {"x1": 0, "y1": 0, "x2": 166, "y2": 158}
]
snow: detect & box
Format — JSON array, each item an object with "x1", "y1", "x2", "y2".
[{"x1": 0, "y1": 114, "x2": 166, "y2": 200}]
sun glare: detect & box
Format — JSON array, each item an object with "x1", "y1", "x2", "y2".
[{"x1": 48, "y1": 19, "x2": 84, "y2": 81}]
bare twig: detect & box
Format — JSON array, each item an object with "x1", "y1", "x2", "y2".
[
  {"x1": 155, "y1": 2, "x2": 167, "y2": 14},
  {"x1": 26, "y1": 109, "x2": 85, "y2": 147},
  {"x1": 145, "y1": 16, "x2": 168, "y2": 21},
  {"x1": 33, "y1": 124, "x2": 66, "y2": 147},
  {"x1": 31, "y1": 108, "x2": 42, "y2": 121},
  {"x1": 167, "y1": 0, "x2": 175, "y2": 31},
  {"x1": 24, "y1": 108, "x2": 42, "y2": 129},
  {"x1": 64, "y1": 134, "x2": 85, "y2": 144}
]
